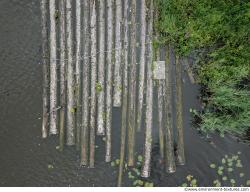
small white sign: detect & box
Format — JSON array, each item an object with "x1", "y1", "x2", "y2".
[{"x1": 153, "y1": 61, "x2": 165, "y2": 80}]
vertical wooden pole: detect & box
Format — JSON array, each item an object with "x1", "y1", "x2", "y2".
[
  {"x1": 117, "y1": 0, "x2": 128, "y2": 186},
  {"x1": 49, "y1": 0, "x2": 58, "y2": 135},
  {"x1": 41, "y1": 0, "x2": 49, "y2": 139},
  {"x1": 175, "y1": 56, "x2": 185, "y2": 165},
  {"x1": 105, "y1": 0, "x2": 114, "y2": 163},
  {"x1": 75, "y1": 0, "x2": 82, "y2": 150},
  {"x1": 158, "y1": 80, "x2": 165, "y2": 159},
  {"x1": 89, "y1": 0, "x2": 97, "y2": 168},
  {"x1": 66, "y1": 0, "x2": 75, "y2": 145},
  {"x1": 127, "y1": 0, "x2": 137, "y2": 167},
  {"x1": 141, "y1": 0, "x2": 154, "y2": 178},
  {"x1": 113, "y1": 0, "x2": 122, "y2": 107},
  {"x1": 97, "y1": 0, "x2": 106, "y2": 135},
  {"x1": 81, "y1": 0, "x2": 90, "y2": 166},
  {"x1": 164, "y1": 45, "x2": 176, "y2": 173},
  {"x1": 136, "y1": 0, "x2": 146, "y2": 132},
  {"x1": 59, "y1": 0, "x2": 66, "y2": 151}
]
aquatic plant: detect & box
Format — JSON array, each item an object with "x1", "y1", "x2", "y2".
[{"x1": 181, "y1": 152, "x2": 250, "y2": 187}]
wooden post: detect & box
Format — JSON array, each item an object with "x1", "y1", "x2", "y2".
[
  {"x1": 41, "y1": 0, "x2": 49, "y2": 139},
  {"x1": 164, "y1": 46, "x2": 176, "y2": 173},
  {"x1": 97, "y1": 0, "x2": 106, "y2": 135},
  {"x1": 66, "y1": 0, "x2": 75, "y2": 145},
  {"x1": 105, "y1": 0, "x2": 114, "y2": 163},
  {"x1": 89, "y1": 0, "x2": 97, "y2": 168},
  {"x1": 49, "y1": 0, "x2": 58, "y2": 135},
  {"x1": 59, "y1": 0, "x2": 66, "y2": 151},
  {"x1": 175, "y1": 56, "x2": 185, "y2": 165},
  {"x1": 81, "y1": 0, "x2": 90, "y2": 166},
  {"x1": 75, "y1": 0, "x2": 82, "y2": 150},
  {"x1": 141, "y1": 0, "x2": 154, "y2": 178},
  {"x1": 127, "y1": 0, "x2": 137, "y2": 167},
  {"x1": 113, "y1": 0, "x2": 122, "y2": 107},
  {"x1": 136, "y1": 0, "x2": 146, "y2": 132},
  {"x1": 117, "y1": 0, "x2": 129, "y2": 186}
]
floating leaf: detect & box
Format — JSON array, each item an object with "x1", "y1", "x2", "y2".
[
  {"x1": 228, "y1": 162, "x2": 233, "y2": 167},
  {"x1": 222, "y1": 158, "x2": 226, "y2": 164},
  {"x1": 230, "y1": 179, "x2": 236, "y2": 184},
  {"x1": 186, "y1": 175, "x2": 193, "y2": 181},
  {"x1": 239, "y1": 173, "x2": 244, "y2": 177},
  {"x1": 237, "y1": 151, "x2": 242, "y2": 155},
  {"x1": 181, "y1": 183, "x2": 188, "y2": 187},
  {"x1": 111, "y1": 161, "x2": 115, "y2": 167},
  {"x1": 210, "y1": 164, "x2": 216, "y2": 168},
  {"x1": 115, "y1": 159, "x2": 120, "y2": 165},
  {"x1": 217, "y1": 170, "x2": 223, "y2": 176},
  {"x1": 246, "y1": 180, "x2": 250, "y2": 186},
  {"x1": 191, "y1": 179, "x2": 197, "y2": 187},
  {"x1": 48, "y1": 164, "x2": 54, "y2": 170},
  {"x1": 213, "y1": 180, "x2": 221, "y2": 187},
  {"x1": 137, "y1": 155, "x2": 143, "y2": 162},
  {"x1": 55, "y1": 146, "x2": 60, "y2": 150},
  {"x1": 222, "y1": 176, "x2": 227, "y2": 181}
]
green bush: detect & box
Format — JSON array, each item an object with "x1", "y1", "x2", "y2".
[{"x1": 155, "y1": 0, "x2": 250, "y2": 136}]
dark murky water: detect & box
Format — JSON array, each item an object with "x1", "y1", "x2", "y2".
[{"x1": 0, "y1": 0, "x2": 249, "y2": 187}]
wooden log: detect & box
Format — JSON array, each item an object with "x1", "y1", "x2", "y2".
[
  {"x1": 117, "y1": 0, "x2": 128, "y2": 186},
  {"x1": 175, "y1": 56, "x2": 185, "y2": 165},
  {"x1": 136, "y1": 0, "x2": 146, "y2": 132},
  {"x1": 141, "y1": 0, "x2": 154, "y2": 178},
  {"x1": 105, "y1": 0, "x2": 114, "y2": 163},
  {"x1": 164, "y1": 45, "x2": 176, "y2": 173},
  {"x1": 158, "y1": 80, "x2": 164, "y2": 159},
  {"x1": 49, "y1": 0, "x2": 58, "y2": 135},
  {"x1": 59, "y1": 0, "x2": 66, "y2": 150},
  {"x1": 75, "y1": 0, "x2": 82, "y2": 150},
  {"x1": 97, "y1": 0, "x2": 106, "y2": 135},
  {"x1": 81, "y1": 0, "x2": 90, "y2": 166},
  {"x1": 66, "y1": 0, "x2": 75, "y2": 145},
  {"x1": 127, "y1": 0, "x2": 137, "y2": 167},
  {"x1": 41, "y1": 0, "x2": 49, "y2": 139},
  {"x1": 113, "y1": 0, "x2": 122, "y2": 107},
  {"x1": 89, "y1": 0, "x2": 97, "y2": 168}
]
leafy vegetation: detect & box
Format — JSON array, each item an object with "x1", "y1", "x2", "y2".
[
  {"x1": 155, "y1": 0, "x2": 250, "y2": 136},
  {"x1": 111, "y1": 155, "x2": 154, "y2": 187},
  {"x1": 180, "y1": 152, "x2": 250, "y2": 187}
]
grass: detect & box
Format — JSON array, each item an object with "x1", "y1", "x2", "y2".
[{"x1": 154, "y1": 0, "x2": 250, "y2": 137}]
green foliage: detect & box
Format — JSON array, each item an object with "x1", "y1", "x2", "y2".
[
  {"x1": 180, "y1": 153, "x2": 249, "y2": 187},
  {"x1": 110, "y1": 155, "x2": 154, "y2": 187},
  {"x1": 155, "y1": 0, "x2": 250, "y2": 136}
]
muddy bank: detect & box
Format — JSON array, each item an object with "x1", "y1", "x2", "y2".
[{"x1": 0, "y1": 0, "x2": 249, "y2": 187}]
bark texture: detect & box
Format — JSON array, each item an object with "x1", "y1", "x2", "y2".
[
  {"x1": 41, "y1": 0, "x2": 49, "y2": 138},
  {"x1": 81, "y1": 0, "x2": 90, "y2": 166},
  {"x1": 59, "y1": 0, "x2": 66, "y2": 150},
  {"x1": 127, "y1": 0, "x2": 137, "y2": 166},
  {"x1": 164, "y1": 46, "x2": 176, "y2": 173},
  {"x1": 117, "y1": 0, "x2": 128, "y2": 186},
  {"x1": 75, "y1": 0, "x2": 82, "y2": 150},
  {"x1": 49, "y1": 0, "x2": 58, "y2": 135},
  {"x1": 66, "y1": 0, "x2": 75, "y2": 145},
  {"x1": 141, "y1": 0, "x2": 153, "y2": 178},
  {"x1": 97, "y1": 0, "x2": 106, "y2": 135},
  {"x1": 137, "y1": 0, "x2": 146, "y2": 132},
  {"x1": 175, "y1": 56, "x2": 185, "y2": 165},
  {"x1": 113, "y1": 0, "x2": 122, "y2": 107},
  {"x1": 89, "y1": 0, "x2": 97, "y2": 168},
  {"x1": 105, "y1": 0, "x2": 114, "y2": 163}
]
